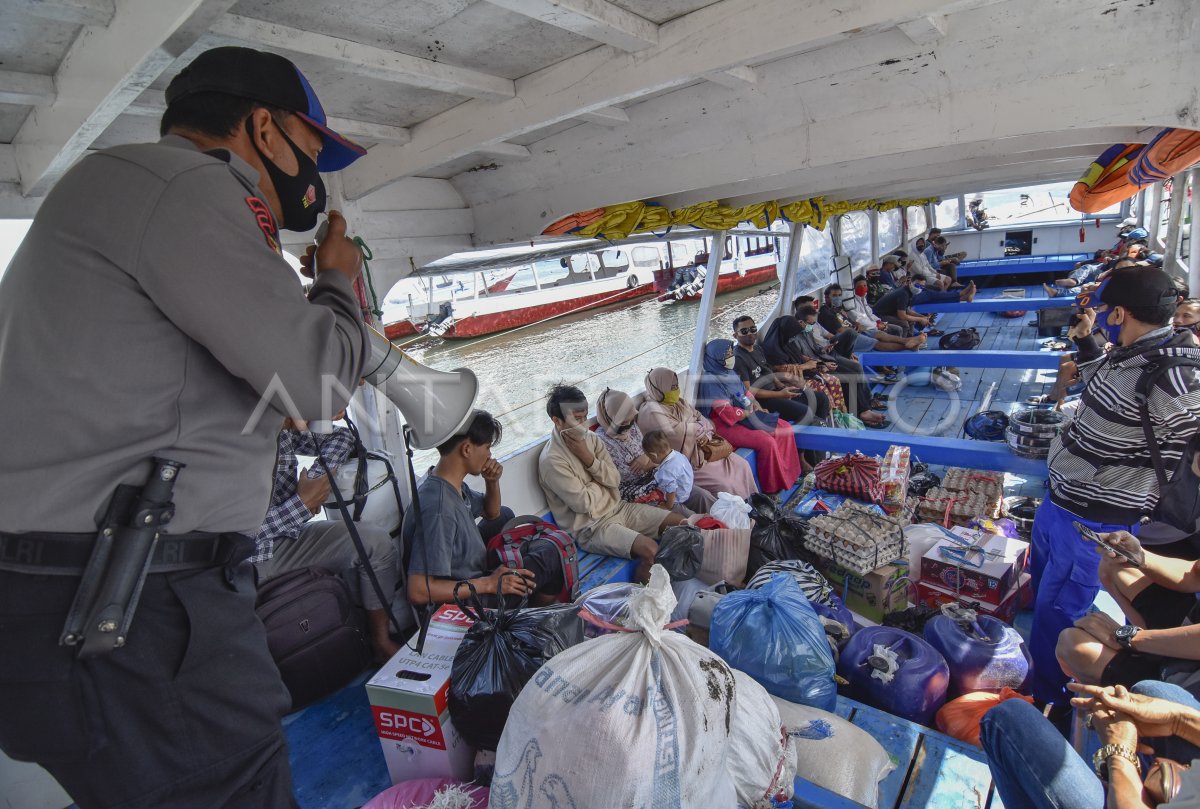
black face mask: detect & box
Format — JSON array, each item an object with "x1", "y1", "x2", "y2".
[{"x1": 247, "y1": 117, "x2": 326, "y2": 232}]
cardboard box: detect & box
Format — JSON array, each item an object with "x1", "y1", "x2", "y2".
[
  {"x1": 366, "y1": 636, "x2": 473, "y2": 785},
  {"x1": 426, "y1": 603, "x2": 476, "y2": 641},
  {"x1": 920, "y1": 527, "x2": 1028, "y2": 606},
  {"x1": 812, "y1": 557, "x2": 907, "y2": 623},
  {"x1": 915, "y1": 572, "x2": 1031, "y2": 624}
]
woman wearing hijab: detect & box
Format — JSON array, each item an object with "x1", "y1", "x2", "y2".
[
  {"x1": 638, "y1": 367, "x2": 759, "y2": 499},
  {"x1": 593, "y1": 388, "x2": 659, "y2": 502},
  {"x1": 695, "y1": 339, "x2": 802, "y2": 494},
  {"x1": 762, "y1": 314, "x2": 888, "y2": 428}
]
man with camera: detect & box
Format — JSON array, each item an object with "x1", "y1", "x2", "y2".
[{"x1": 0, "y1": 47, "x2": 368, "y2": 807}]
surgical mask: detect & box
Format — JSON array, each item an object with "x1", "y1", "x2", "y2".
[
  {"x1": 661, "y1": 389, "x2": 681, "y2": 406},
  {"x1": 558, "y1": 423, "x2": 587, "y2": 437},
  {"x1": 830, "y1": 294, "x2": 843, "y2": 303},
  {"x1": 724, "y1": 356, "x2": 736, "y2": 369},
  {"x1": 248, "y1": 118, "x2": 326, "y2": 232},
  {"x1": 802, "y1": 324, "x2": 814, "y2": 334},
  {"x1": 912, "y1": 284, "x2": 925, "y2": 294},
  {"x1": 1097, "y1": 307, "x2": 1123, "y2": 344},
  {"x1": 855, "y1": 285, "x2": 868, "y2": 297}
]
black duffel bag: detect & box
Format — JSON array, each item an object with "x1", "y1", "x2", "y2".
[{"x1": 254, "y1": 566, "x2": 372, "y2": 711}]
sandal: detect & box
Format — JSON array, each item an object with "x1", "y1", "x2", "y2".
[
  {"x1": 926, "y1": 328, "x2": 945, "y2": 337},
  {"x1": 864, "y1": 418, "x2": 891, "y2": 429}
]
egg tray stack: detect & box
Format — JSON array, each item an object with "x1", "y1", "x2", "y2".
[
  {"x1": 804, "y1": 501, "x2": 909, "y2": 576},
  {"x1": 941, "y1": 467, "x2": 1004, "y2": 518},
  {"x1": 917, "y1": 487, "x2": 1000, "y2": 527}
]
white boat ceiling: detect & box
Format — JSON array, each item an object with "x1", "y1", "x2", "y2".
[{"x1": 1, "y1": 0, "x2": 1196, "y2": 293}]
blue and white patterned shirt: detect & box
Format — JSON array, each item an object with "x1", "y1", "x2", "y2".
[{"x1": 250, "y1": 426, "x2": 356, "y2": 563}]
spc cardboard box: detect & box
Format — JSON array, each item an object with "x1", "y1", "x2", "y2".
[
  {"x1": 920, "y1": 526, "x2": 1028, "y2": 606},
  {"x1": 366, "y1": 635, "x2": 473, "y2": 784},
  {"x1": 915, "y1": 572, "x2": 1031, "y2": 624},
  {"x1": 812, "y1": 557, "x2": 907, "y2": 623}
]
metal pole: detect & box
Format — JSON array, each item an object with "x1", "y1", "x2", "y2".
[
  {"x1": 869, "y1": 208, "x2": 880, "y2": 265},
  {"x1": 1148, "y1": 181, "x2": 1164, "y2": 249},
  {"x1": 1135, "y1": 188, "x2": 1148, "y2": 228},
  {"x1": 760, "y1": 222, "x2": 804, "y2": 334},
  {"x1": 684, "y1": 230, "x2": 728, "y2": 402},
  {"x1": 1188, "y1": 169, "x2": 1200, "y2": 295},
  {"x1": 1164, "y1": 172, "x2": 1188, "y2": 273}
]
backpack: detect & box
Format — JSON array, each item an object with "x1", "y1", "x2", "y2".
[
  {"x1": 938, "y1": 328, "x2": 981, "y2": 350},
  {"x1": 254, "y1": 566, "x2": 371, "y2": 710},
  {"x1": 486, "y1": 518, "x2": 580, "y2": 603},
  {"x1": 1136, "y1": 354, "x2": 1200, "y2": 533}
]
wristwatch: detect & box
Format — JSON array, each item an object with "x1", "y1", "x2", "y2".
[
  {"x1": 1093, "y1": 743, "x2": 1141, "y2": 779},
  {"x1": 1115, "y1": 624, "x2": 1141, "y2": 651}
]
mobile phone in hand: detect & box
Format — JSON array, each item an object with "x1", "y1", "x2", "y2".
[{"x1": 1073, "y1": 521, "x2": 1141, "y2": 567}]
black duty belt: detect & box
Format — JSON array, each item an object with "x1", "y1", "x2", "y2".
[{"x1": 0, "y1": 531, "x2": 252, "y2": 576}]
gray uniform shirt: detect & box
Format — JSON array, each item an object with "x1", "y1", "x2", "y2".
[
  {"x1": 0, "y1": 136, "x2": 367, "y2": 534},
  {"x1": 403, "y1": 473, "x2": 487, "y2": 581}
]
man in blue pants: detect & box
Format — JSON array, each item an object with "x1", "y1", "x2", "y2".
[{"x1": 1029, "y1": 269, "x2": 1200, "y2": 710}]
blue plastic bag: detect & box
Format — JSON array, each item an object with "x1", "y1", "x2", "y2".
[{"x1": 710, "y1": 573, "x2": 837, "y2": 711}]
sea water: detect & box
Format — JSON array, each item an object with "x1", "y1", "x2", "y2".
[{"x1": 400, "y1": 284, "x2": 782, "y2": 466}]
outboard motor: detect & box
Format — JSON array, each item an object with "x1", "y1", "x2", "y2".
[
  {"x1": 838, "y1": 626, "x2": 949, "y2": 726},
  {"x1": 923, "y1": 605, "x2": 1030, "y2": 696}
]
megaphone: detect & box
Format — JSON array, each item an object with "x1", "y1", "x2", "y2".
[{"x1": 362, "y1": 325, "x2": 478, "y2": 450}]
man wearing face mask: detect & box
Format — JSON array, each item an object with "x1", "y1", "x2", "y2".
[
  {"x1": 731, "y1": 315, "x2": 828, "y2": 425},
  {"x1": 1175, "y1": 299, "x2": 1200, "y2": 345},
  {"x1": 0, "y1": 47, "x2": 368, "y2": 808},
  {"x1": 1028, "y1": 269, "x2": 1200, "y2": 716},
  {"x1": 538, "y1": 385, "x2": 685, "y2": 583},
  {"x1": 818, "y1": 283, "x2": 923, "y2": 353}
]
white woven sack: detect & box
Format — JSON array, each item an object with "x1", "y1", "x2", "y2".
[
  {"x1": 728, "y1": 671, "x2": 796, "y2": 809},
  {"x1": 711, "y1": 492, "x2": 753, "y2": 529},
  {"x1": 490, "y1": 566, "x2": 737, "y2": 809},
  {"x1": 771, "y1": 696, "x2": 894, "y2": 807}
]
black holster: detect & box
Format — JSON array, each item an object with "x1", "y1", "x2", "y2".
[{"x1": 60, "y1": 458, "x2": 184, "y2": 657}]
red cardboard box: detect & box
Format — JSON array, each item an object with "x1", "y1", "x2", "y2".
[
  {"x1": 920, "y1": 526, "x2": 1028, "y2": 606},
  {"x1": 915, "y1": 572, "x2": 1031, "y2": 624}
]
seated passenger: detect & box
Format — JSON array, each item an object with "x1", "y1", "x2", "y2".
[
  {"x1": 254, "y1": 418, "x2": 400, "y2": 661},
  {"x1": 403, "y1": 410, "x2": 556, "y2": 609},
  {"x1": 1045, "y1": 249, "x2": 1111, "y2": 296},
  {"x1": 780, "y1": 309, "x2": 889, "y2": 426},
  {"x1": 538, "y1": 384, "x2": 685, "y2": 581},
  {"x1": 697, "y1": 339, "x2": 803, "y2": 494},
  {"x1": 843, "y1": 274, "x2": 910, "y2": 338},
  {"x1": 819, "y1": 283, "x2": 924, "y2": 352},
  {"x1": 638, "y1": 368, "x2": 760, "y2": 500},
  {"x1": 1176, "y1": 299, "x2": 1200, "y2": 343},
  {"x1": 732, "y1": 314, "x2": 829, "y2": 426},
  {"x1": 593, "y1": 387, "x2": 659, "y2": 502},
  {"x1": 642, "y1": 429, "x2": 715, "y2": 515}
]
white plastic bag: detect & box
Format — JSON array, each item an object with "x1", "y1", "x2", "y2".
[
  {"x1": 491, "y1": 566, "x2": 737, "y2": 809},
  {"x1": 710, "y1": 492, "x2": 753, "y2": 529},
  {"x1": 728, "y1": 671, "x2": 795, "y2": 809},
  {"x1": 771, "y1": 695, "x2": 894, "y2": 808}
]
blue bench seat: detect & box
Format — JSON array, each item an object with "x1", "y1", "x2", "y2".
[
  {"x1": 912, "y1": 296, "x2": 1075, "y2": 314},
  {"x1": 955, "y1": 253, "x2": 1090, "y2": 279},
  {"x1": 858, "y1": 349, "x2": 1065, "y2": 370}
]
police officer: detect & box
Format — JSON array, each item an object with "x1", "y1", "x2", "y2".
[{"x1": 0, "y1": 47, "x2": 369, "y2": 808}]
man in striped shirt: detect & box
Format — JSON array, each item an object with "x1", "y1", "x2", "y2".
[{"x1": 1030, "y1": 268, "x2": 1200, "y2": 708}]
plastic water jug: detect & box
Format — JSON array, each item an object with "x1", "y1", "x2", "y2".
[
  {"x1": 838, "y1": 626, "x2": 949, "y2": 726},
  {"x1": 923, "y1": 607, "x2": 1030, "y2": 696}
]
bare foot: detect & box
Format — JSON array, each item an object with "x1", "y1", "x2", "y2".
[
  {"x1": 1043, "y1": 282, "x2": 1060, "y2": 299},
  {"x1": 960, "y1": 282, "x2": 977, "y2": 302},
  {"x1": 859, "y1": 410, "x2": 886, "y2": 426}
]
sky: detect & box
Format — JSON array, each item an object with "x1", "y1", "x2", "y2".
[{"x1": 0, "y1": 220, "x2": 31, "y2": 280}]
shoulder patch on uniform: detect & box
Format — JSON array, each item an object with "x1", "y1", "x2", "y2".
[{"x1": 245, "y1": 196, "x2": 281, "y2": 254}]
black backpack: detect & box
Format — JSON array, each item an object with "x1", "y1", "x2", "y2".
[
  {"x1": 938, "y1": 328, "x2": 981, "y2": 350},
  {"x1": 1136, "y1": 354, "x2": 1200, "y2": 538},
  {"x1": 254, "y1": 567, "x2": 371, "y2": 710}
]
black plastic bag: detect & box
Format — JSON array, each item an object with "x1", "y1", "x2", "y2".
[
  {"x1": 654, "y1": 525, "x2": 704, "y2": 581},
  {"x1": 747, "y1": 493, "x2": 806, "y2": 578},
  {"x1": 447, "y1": 578, "x2": 585, "y2": 751}
]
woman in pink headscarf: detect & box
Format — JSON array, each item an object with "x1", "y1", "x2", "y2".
[{"x1": 638, "y1": 367, "x2": 759, "y2": 499}]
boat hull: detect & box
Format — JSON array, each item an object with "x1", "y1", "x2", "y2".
[
  {"x1": 382, "y1": 319, "x2": 420, "y2": 341},
  {"x1": 656, "y1": 263, "x2": 779, "y2": 301},
  {"x1": 441, "y1": 283, "x2": 655, "y2": 339}
]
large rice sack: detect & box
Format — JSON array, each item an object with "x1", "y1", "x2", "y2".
[
  {"x1": 771, "y1": 696, "x2": 895, "y2": 808},
  {"x1": 490, "y1": 566, "x2": 737, "y2": 809},
  {"x1": 728, "y1": 670, "x2": 796, "y2": 808}
]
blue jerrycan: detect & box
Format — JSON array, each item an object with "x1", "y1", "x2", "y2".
[
  {"x1": 923, "y1": 606, "x2": 1030, "y2": 696},
  {"x1": 838, "y1": 626, "x2": 949, "y2": 726}
]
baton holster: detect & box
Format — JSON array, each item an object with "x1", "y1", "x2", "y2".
[{"x1": 60, "y1": 458, "x2": 184, "y2": 657}]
